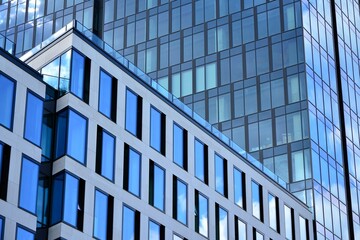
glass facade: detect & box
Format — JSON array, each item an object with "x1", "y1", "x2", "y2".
[
  {"x1": 149, "y1": 161, "x2": 165, "y2": 211},
  {"x1": 195, "y1": 190, "x2": 208, "y2": 238},
  {"x1": 150, "y1": 106, "x2": 165, "y2": 155},
  {"x1": 194, "y1": 138, "x2": 208, "y2": 184},
  {"x1": 173, "y1": 176, "x2": 187, "y2": 225},
  {"x1": 98, "y1": 70, "x2": 117, "y2": 121},
  {"x1": 19, "y1": 157, "x2": 39, "y2": 214},
  {"x1": 96, "y1": 127, "x2": 115, "y2": 181},
  {"x1": 0, "y1": 73, "x2": 15, "y2": 130},
  {"x1": 125, "y1": 88, "x2": 142, "y2": 139},
  {"x1": 16, "y1": 225, "x2": 34, "y2": 240},
  {"x1": 122, "y1": 205, "x2": 139, "y2": 240},
  {"x1": 215, "y1": 154, "x2": 227, "y2": 197},
  {"x1": 173, "y1": 123, "x2": 187, "y2": 170},
  {"x1": 93, "y1": 189, "x2": 112, "y2": 240},
  {"x1": 123, "y1": 145, "x2": 141, "y2": 197},
  {"x1": 24, "y1": 92, "x2": 43, "y2": 146}
]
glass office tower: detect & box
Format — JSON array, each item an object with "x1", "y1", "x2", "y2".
[{"x1": 0, "y1": 0, "x2": 359, "y2": 239}]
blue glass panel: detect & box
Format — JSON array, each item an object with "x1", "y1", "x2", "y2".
[
  {"x1": 149, "y1": 221, "x2": 160, "y2": 240},
  {"x1": 55, "y1": 111, "x2": 67, "y2": 159},
  {"x1": 24, "y1": 92, "x2": 43, "y2": 145},
  {"x1": 94, "y1": 190, "x2": 108, "y2": 240},
  {"x1": 125, "y1": 89, "x2": 138, "y2": 136},
  {"x1": 67, "y1": 110, "x2": 87, "y2": 163},
  {"x1": 195, "y1": 139, "x2": 205, "y2": 181},
  {"x1": 122, "y1": 206, "x2": 135, "y2": 240},
  {"x1": 0, "y1": 74, "x2": 15, "y2": 129},
  {"x1": 153, "y1": 164, "x2": 165, "y2": 210},
  {"x1": 63, "y1": 173, "x2": 79, "y2": 226},
  {"x1": 233, "y1": 168, "x2": 243, "y2": 208},
  {"x1": 218, "y1": 207, "x2": 228, "y2": 240},
  {"x1": 70, "y1": 51, "x2": 85, "y2": 99},
  {"x1": 16, "y1": 226, "x2": 34, "y2": 240},
  {"x1": 101, "y1": 131, "x2": 115, "y2": 181},
  {"x1": 150, "y1": 107, "x2": 161, "y2": 152},
  {"x1": 176, "y1": 179, "x2": 187, "y2": 225},
  {"x1": 19, "y1": 157, "x2": 39, "y2": 214},
  {"x1": 128, "y1": 148, "x2": 141, "y2": 196},
  {"x1": 0, "y1": 217, "x2": 3, "y2": 240},
  {"x1": 252, "y1": 181, "x2": 261, "y2": 219},
  {"x1": 198, "y1": 193, "x2": 208, "y2": 237},
  {"x1": 99, "y1": 70, "x2": 112, "y2": 118},
  {"x1": 50, "y1": 173, "x2": 64, "y2": 225},
  {"x1": 215, "y1": 154, "x2": 224, "y2": 195},
  {"x1": 173, "y1": 124, "x2": 184, "y2": 167}
]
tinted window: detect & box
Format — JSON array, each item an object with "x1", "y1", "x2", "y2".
[
  {"x1": 173, "y1": 177, "x2": 187, "y2": 225},
  {"x1": 16, "y1": 226, "x2": 34, "y2": 240},
  {"x1": 125, "y1": 89, "x2": 142, "y2": 138},
  {"x1": 195, "y1": 139, "x2": 208, "y2": 183},
  {"x1": 149, "y1": 161, "x2": 165, "y2": 211},
  {"x1": 195, "y1": 191, "x2": 208, "y2": 237},
  {"x1": 99, "y1": 70, "x2": 117, "y2": 121},
  {"x1": 150, "y1": 107, "x2": 165, "y2": 155},
  {"x1": 19, "y1": 157, "x2": 39, "y2": 214},
  {"x1": 96, "y1": 128, "x2": 115, "y2": 181},
  {"x1": 70, "y1": 50, "x2": 86, "y2": 99},
  {"x1": 0, "y1": 74, "x2": 15, "y2": 129},
  {"x1": 215, "y1": 154, "x2": 227, "y2": 197},
  {"x1": 124, "y1": 145, "x2": 141, "y2": 197},
  {"x1": 216, "y1": 205, "x2": 228, "y2": 240},
  {"x1": 173, "y1": 123, "x2": 187, "y2": 170},
  {"x1": 252, "y1": 181, "x2": 262, "y2": 221},
  {"x1": 122, "y1": 206, "x2": 139, "y2": 240},
  {"x1": 94, "y1": 190, "x2": 108, "y2": 240},
  {"x1": 24, "y1": 92, "x2": 43, "y2": 145},
  {"x1": 234, "y1": 168, "x2": 245, "y2": 209}
]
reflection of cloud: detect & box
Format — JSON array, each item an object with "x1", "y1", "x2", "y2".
[
  {"x1": 268, "y1": 197, "x2": 277, "y2": 230},
  {"x1": 219, "y1": 214, "x2": 228, "y2": 240},
  {"x1": 236, "y1": 195, "x2": 242, "y2": 206},
  {"x1": 199, "y1": 215, "x2": 208, "y2": 237},
  {"x1": 253, "y1": 201, "x2": 260, "y2": 219},
  {"x1": 216, "y1": 176, "x2": 223, "y2": 192},
  {"x1": 178, "y1": 193, "x2": 187, "y2": 213},
  {"x1": 149, "y1": 228, "x2": 159, "y2": 240}
]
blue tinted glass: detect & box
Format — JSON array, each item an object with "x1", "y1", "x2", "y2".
[
  {"x1": 19, "y1": 157, "x2": 39, "y2": 213},
  {"x1": 153, "y1": 164, "x2": 165, "y2": 210},
  {"x1": 0, "y1": 217, "x2": 3, "y2": 239},
  {"x1": 252, "y1": 181, "x2": 261, "y2": 219},
  {"x1": 0, "y1": 74, "x2": 15, "y2": 129},
  {"x1": 215, "y1": 154, "x2": 224, "y2": 195},
  {"x1": 16, "y1": 226, "x2": 34, "y2": 240},
  {"x1": 55, "y1": 111, "x2": 67, "y2": 159},
  {"x1": 24, "y1": 92, "x2": 43, "y2": 145},
  {"x1": 195, "y1": 139, "x2": 205, "y2": 181},
  {"x1": 67, "y1": 110, "x2": 87, "y2": 163},
  {"x1": 99, "y1": 71, "x2": 112, "y2": 118},
  {"x1": 125, "y1": 89, "x2": 138, "y2": 136},
  {"x1": 149, "y1": 221, "x2": 160, "y2": 240},
  {"x1": 234, "y1": 168, "x2": 243, "y2": 208},
  {"x1": 150, "y1": 107, "x2": 161, "y2": 152},
  {"x1": 50, "y1": 174, "x2": 64, "y2": 225},
  {"x1": 198, "y1": 193, "x2": 208, "y2": 237},
  {"x1": 122, "y1": 206, "x2": 135, "y2": 240},
  {"x1": 218, "y1": 207, "x2": 228, "y2": 240},
  {"x1": 94, "y1": 190, "x2": 108, "y2": 240},
  {"x1": 176, "y1": 179, "x2": 187, "y2": 225},
  {"x1": 70, "y1": 51, "x2": 85, "y2": 99},
  {"x1": 0, "y1": 144, "x2": 3, "y2": 178},
  {"x1": 128, "y1": 148, "x2": 141, "y2": 196},
  {"x1": 63, "y1": 173, "x2": 79, "y2": 226},
  {"x1": 173, "y1": 124, "x2": 184, "y2": 167},
  {"x1": 101, "y1": 131, "x2": 115, "y2": 180}
]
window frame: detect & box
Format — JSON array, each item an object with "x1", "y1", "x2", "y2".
[
  {"x1": 150, "y1": 105, "x2": 166, "y2": 155},
  {"x1": 123, "y1": 144, "x2": 142, "y2": 198},
  {"x1": 233, "y1": 167, "x2": 246, "y2": 210},
  {"x1": 0, "y1": 71, "x2": 16, "y2": 131},
  {"x1": 173, "y1": 176, "x2": 188, "y2": 225},
  {"x1": 93, "y1": 188, "x2": 114, "y2": 240},
  {"x1": 149, "y1": 160, "x2": 165, "y2": 211},
  {"x1": 173, "y1": 122, "x2": 188, "y2": 170},
  {"x1": 98, "y1": 68, "x2": 117, "y2": 122},
  {"x1": 194, "y1": 138, "x2": 208, "y2": 184},
  {"x1": 122, "y1": 204, "x2": 140, "y2": 240},
  {"x1": 96, "y1": 126, "x2": 116, "y2": 182},
  {"x1": 16, "y1": 224, "x2": 35, "y2": 240},
  {"x1": 215, "y1": 153, "x2": 228, "y2": 197},
  {"x1": 125, "y1": 87, "x2": 142, "y2": 139}
]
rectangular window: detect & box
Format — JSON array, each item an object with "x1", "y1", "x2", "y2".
[
  {"x1": 55, "y1": 108, "x2": 88, "y2": 164},
  {"x1": 19, "y1": 156, "x2": 39, "y2": 214},
  {"x1": 251, "y1": 180, "x2": 263, "y2": 221},
  {"x1": 148, "y1": 220, "x2": 164, "y2": 240},
  {"x1": 125, "y1": 88, "x2": 142, "y2": 139},
  {"x1": 194, "y1": 138, "x2": 208, "y2": 184},
  {"x1": 235, "y1": 217, "x2": 247, "y2": 240},
  {"x1": 284, "y1": 205, "x2": 294, "y2": 240},
  {"x1": 173, "y1": 176, "x2": 187, "y2": 225},
  {"x1": 173, "y1": 123, "x2": 187, "y2": 170},
  {"x1": 0, "y1": 216, "x2": 3, "y2": 240},
  {"x1": 216, "y1": 204, "x2": 228, "y2": 240},
  {"x1": 215, "y1": 154, "x2": 228, "y2": 197},
  {"x1": 24, "y1": 91, "x2": 43, "y2": 146},
  {"x1": 195, "y1": 190, "x2": 208, "y2": 237},
  {"x1": 268, "y1": 193, "x2": 279, "y2": 232},
  {"x1": 233, "y1": 167, "x2": 245, "y2": 209},
  {"x1": 96, "y1": 127, "x2": 115, "y2": 181},
  {"x1": 16, "y1": 225, "x2": 34, "y2": 240},
  {"x1": 149, "y1": 161, "x2": 165, "y2": 211},
  {"x1": 299, "y1": 216, "x2": 309, "y2": 240},
  {"x1": 253, "y1": 228, "x2": 264, "y2": 240},
  {"x1": 98, "y1": 69, "x2": 117, "y2": 122},
  {"x1": 122, "y1": 205, "x2": 140, "y2": 240},
  {"x1": 50, "y1": 171, "x2": 85, "y2": 230},
  {"x1": 150, "y1": 106, "x2": 166, "y2": 155},
  {"x1": 0, "y1": 142, "x2": 10, "y2": 201},
  {"x1": 70, "y1": 50, "x2": 90, "y2": 102},
  {"x1": 0, "y1": 73, "x2": 15, "y2": 130},
  {"x1": 123, "y1": 144, "x2": 141, "y2": 197},
  {"x1": 93, "y1": 189, "x2": 114, "y2": 240}
]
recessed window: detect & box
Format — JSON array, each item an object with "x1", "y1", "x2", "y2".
[
  {"x1": 149, "y1": 160, "x2": 165, "y2": 211},
  {"x1": 93, "y1": 189, "x2": 114, "y2": 240},
  {"x1": 216, "y1": 204, "x2": 228, "y2": 240},
  {"x1": 148, "y1": 220, "x2": 164, "y2": 240},
  {"x1": 0, "y1": 215, "x2": 4, "y2": 239},
  {"x1": 122, "y1": 205, "x2": 140, "y2": 240},
  {"x1": 96, "y1": 127, "x2": 115, "y2": 181},
  {"x1": 215, "y1": 154, "x2": 228, "y2": 197},
  {"x1": 194, "y1": 138, "x2": 208, "y2": 184},
  {"x1": 253, "y1": 228, "x2": 264, "y2": 240},
  {"x1": 0, "y1": 142, "x2": 10, "y2": 201},
  {"x1": 268, "y1": 193, "x2": 279, "y2": 232},
  {"x1": 24, "y1": 91, "x2": 43, "y2": 146},
  {"x1": 125, "y1": 88, "x2": 142, "y2": 139},
  {"x1": 173, "y1": 176, "x2": 187, "y2": 225},
  {"x1": 19, "y1": 156, "x2": 39, "y2": 214},
  {"x1": 98, "y1": 69, "x2": 117, "y2": 122},
  {"x1": 299, "y1": 215, "x2": 309, "y2": 240},
  {"x1": 235, "y1": 216, "x2": 246, "y2": 240},
  {"x1": 150, "y1": 106, "x2": 166, "y2": 155},
  {"x1": 284, "y1": 205, "x2": 294, "y2": 240},
  {"x1": 50, "y1": 171, "x2": 85, "y2": 230},
  {"x1": 0, "y1": 73, "x2": 15, "y2": 130},
  {"x1": 251, "y1": 180, "x2": 263, "y2": 221},
  {"x1": 55, "y1": 108, "x2": 88, "y2": 164},
  {"x1": 173, "y1": 123, "x2": 187, "y2": 170},
  {"x1": 195, "y1": 190, "x2": 208, "y2": 238},
  {"x1": 123, "y1": 144, "x2": 141, "y2": 197},
  {"x1": 233, "y1": 167, "x2": 245, "y2": 209},
  {"x1": 16, "y1": 225, "x2": 34, "y2": 240}
]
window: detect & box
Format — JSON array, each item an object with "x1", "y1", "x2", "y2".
[
  {"x1": 0, "y1": 216, "x2": 3, "y2": 240},
  {"x1": 253, "y1": 228, "x2": 264, "y2": 240},
  {"x1": 122, "y1": 205, "x2": 140, "y2": 240},
  {"x1": 0, "y1": 142, "x2": 10, "y2": 201},
  {"x1": 284, "y1": 205, "x2": 294, "y2": 240},
  {"x1": 123, "y1": 144, "x2": 141, "y2": 197},
  {"x1": 268, "y1": 193, "x2": 279, "y2": 232},
  {"x1": 173, "y1": 176, "x2": 187, "y2": 225},
  {"x1": 93, "y1": 189, "x2": 113, "y2": 240},
  {"x1": 50, "y1": 172, "x2": 85, "y2": 230},
  {"x1": 19, "y1": 156, "x2": 39, "y2": 214},
  {"x1": 235, "y1": 217, "x2": 246, "y2": 240},
  {"x1": 251, "y1": 181, "x2": 263, "y2": 221},
  {"x1": 299, "y1": 216, "x2": 309, "y2": 240},
  {"x1": 216, "y1": 204, "x2": 228, "y2": 240},
  {"x1": 16, "y1": 225, "x2": 34, "y2": 240},
  {"x1": 233, "y1": 167, "x2": 245, "y2": 209},
  {"x1": 98, "y1": 70, "x2": 117, "y2": 121},
  {"x1": 195, "y1": 138, "x2": 208, "y2": 184},
  {"x1": 150, "y1": 106, "x2": 166, "y2": 155},
  {"x1": 71, "y1": 50, "x2": 90, "y2": 102},
  {"x1": 24, "y1": 91, "x2": 43, "y2": 146},
  {"x1": 195, "y1": 190, "x2": 208, "y2": 237},
  {"x1": 215, "y1": 154, "x2": 228, "y2": 197},
  {"x1": 55, "y1": 108, "x2": 87, "y2": 164},
  {"x1": 149, "y1": 220, "x2": 164, "y2": 240},
  {"x1": 149, "y1": 161, "x2": 165, "y2": 211},
  {"x1": 96, "y1": 127, "x2": 115, "y2": 181},
  {"x1": 0, "y1": 73, "x2": 15, "y2": 129},
  {"x1": 173, "y1": 123, "x2": 187, "y2": 170},
  {"x1": 125, "y1": 88, "x2": 142, "y2": 139}
]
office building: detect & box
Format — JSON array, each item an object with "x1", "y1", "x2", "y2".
[{"x1": 0, "y1": 0, "x2": 359, "y2": 239}]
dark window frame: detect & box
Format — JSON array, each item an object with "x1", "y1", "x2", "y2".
[
  {"x1": 96, "y1": 126, "x2": 116, "y2": 182},
  {"x1": 98, "y1": 68, "x2": 117, "y2": 122},
  {"x1": 123, "y1": 144, "x2": 142, "y2": 198},
  {"x1": 125, "y1": 87, "x2": 143, "y2": 139},
  {"x1": 0, "y1": 71, "x2": 16, "y2": 131},
  {"x1": 150, "y1": 105, "x2": 166, "y2": 155},
  {"x1": 93, "y1": 188, "x2": 114, "y2": 240},
  {"x1": 173, "y1": 122, "x2": 188, "y2": 170}
]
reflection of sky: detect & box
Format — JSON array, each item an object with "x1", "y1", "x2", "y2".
[
  {"x1": 178, "y1": 192, "x2": 187, "y2": 223},
  {"x1": 219, "y1": 209, "x2": 228, "y2": 240},
  {"x1": 199, "y1": 215, "x2": 208, "y2": 237},
  {"x1": 149, "y1": 222, "x2": 160, "y2": 240},
  {"x1": 268, "y1": 196, "x2": 277, "y2": 230}
]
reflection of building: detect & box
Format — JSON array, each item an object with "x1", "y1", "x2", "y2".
[
  {"x1": 0, "y1": 22, "x2": 314, "y2": 240},
  {"x1": 0, "y1": 0, "x2": 360, "y2": 239}
]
